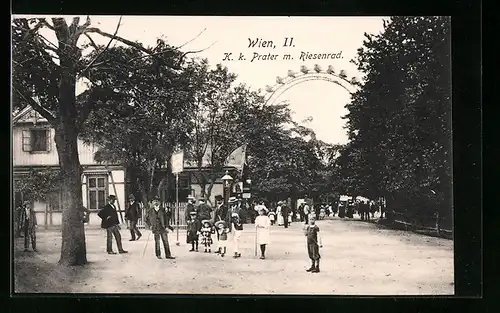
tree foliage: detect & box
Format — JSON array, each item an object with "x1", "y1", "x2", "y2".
[
  {"x1": 14, "y1": 169, "x2": 63, "y2": 202},
  {"x1": 336, "y1": 16, "x2": 452, "y2": 226},
  {"x1": 80, "y1": 42, "x2": 195, "y2": 205}
]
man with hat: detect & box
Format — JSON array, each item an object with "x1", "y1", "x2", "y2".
[
  {"x1": 213, "y1": 195, "x2": 227, "y2": 241},
  {"x1": 197, "y1": 197, "x2": 212, "y2": 222},
  {"x1": 125, "y1": 194, "x2": 142, "y2": 241},
  {"x1": 98, "y1": 195, "x2": 128, "y2": 254},
  {"x1": 145, "y1": 196, "x2": 175, "y2": 259},
  {"x1": 20, "y1": 200, "x2": 37, "y2": 252},
  {"x1": 185, "y1": 195, "x2": 197, "y2": 223}
]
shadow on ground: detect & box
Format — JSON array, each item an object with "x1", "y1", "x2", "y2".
[{"x1": 13, "y1": 237, "x2": 92, "y2": 293}]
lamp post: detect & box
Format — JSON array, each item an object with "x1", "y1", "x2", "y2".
[{"x1": 222, "y1": 171, "x2": 233, "y2": 209}]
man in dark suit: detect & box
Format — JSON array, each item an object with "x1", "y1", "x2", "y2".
[
  {"x1": 20, "y1": 200, "x2": 37, "y2": 252},
  {"x1": 98, "y1": 195, "x2": 128, "y2": 254},
  {"x1": 125, "y1": 194, "x2": 142, "y2": 241},
  {"x1": 145, "y1": 197, "x2": 175, "y2": 259},
  {"x1": 213, "y1": 195, "x2": 227, "y2": 242},
  {"x1": 197, "y1": 197, "x2": 212, "y2": 222},
  {"x1": 185, "y1": 195, "x2": 197, "y2": 223},
  {"x1": 281, "y1": 201, "x2": 290, "y2": 228}
]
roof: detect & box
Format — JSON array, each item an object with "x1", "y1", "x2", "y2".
[{"x1": 12, "y1": 106, "x2": 44, "y2": 125}]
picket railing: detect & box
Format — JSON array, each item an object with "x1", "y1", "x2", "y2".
[{"x1": 136, "y1": 202, "x2": 188, "y2": 230}]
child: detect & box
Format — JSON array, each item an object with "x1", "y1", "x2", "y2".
[
  {"x1": 303, "y1": 214, "x2": 322, "y2": 273},
  {"x1": 231, "y1": 213, "x2": 243, "y2": 258},
  {"x1": 214, "y1": 220, "x2": 229, "y2": 257},
  {"x1": 319, "y1": 207, "x2": 326, "y2": 220},
  {"x1": 200, "y1": 220, "x2": 214, "y2": 253},
  {"x1": 268, "y1": 211, "x2": 276, "y2": 225},
  {"x1": 187, "y1": 211, "x2": 201, "y2": 252}
]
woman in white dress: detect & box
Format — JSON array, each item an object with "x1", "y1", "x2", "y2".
[
  {"x1": 276, "y1": 203, "x2": 284, "y2": 226},
  {"x1": 255, "y1": 207, "x2": 271, "y2": 259}
]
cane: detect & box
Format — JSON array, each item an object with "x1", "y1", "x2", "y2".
[
  {"x1": 142, "y1": 231, "x2": 152, "y2": 259},
  {"x1": 254, "y1": 229, "x2": 258, "y2": 257}
]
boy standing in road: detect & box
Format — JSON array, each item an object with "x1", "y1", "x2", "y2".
[{"x1": 304, "y1": 215, "x2": 322, "y2": 273}]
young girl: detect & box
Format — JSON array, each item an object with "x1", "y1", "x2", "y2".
[
  {"x1": 303, "y1": 215, "x2": 322, "y2": 273},
  {"x1": 214, "y1": 220, "x2": 229, "y2": 257},
  {"x1": 200, "y1": 220, "x2": 214, "y2": 253},
  {"x1": 255, "y1": 207, "x2": 271, "y2": 259},
  {"x1": 231, "y1": 213, "x2": 243, "y2": 258},
  {"x1": 187, "y1": 211, "x2": 201, "y2": 252},
  {"x1": 268, "y1": 211, "x2": 276, "y2": 225},
  {"x1": 319, "y1": 207, "x2": 326, "y2": 220}
]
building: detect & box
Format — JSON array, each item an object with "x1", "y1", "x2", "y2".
[
  {"x1": 12, "y1": 106, "x2": 248, "y2": 228},
  {"x1": 12, "y1": 106, "x2": 126, "y2": 228}
]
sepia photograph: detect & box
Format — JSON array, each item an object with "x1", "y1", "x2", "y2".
[{"x1": 11, "y1": 15, "x2": 453, "y2": 295}]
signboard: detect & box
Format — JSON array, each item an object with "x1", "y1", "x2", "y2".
[
  {"x1": 242, "y1": 193, "x2": 251, "y2": 199},
  {"x1": 171, "y1": 150, "x2": 184, "y2": 174}
]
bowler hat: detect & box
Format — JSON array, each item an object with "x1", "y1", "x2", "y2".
[
  {"x1": 108, "y1": 195, "x2": 116, "y2": 200},
  {"x1": 128, "y1": 194, "x2": 135, "y2": 200},
  {"x1": 215, "y1": 195, "x2": 223, "y2": 201},
  {"x1": 201, "y1": 219, "x2": 211, "y2": 225}
]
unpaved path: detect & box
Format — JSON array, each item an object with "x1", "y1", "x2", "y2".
[{"x1": 14, "y1": 218, "x2": 454, "y2": 295}]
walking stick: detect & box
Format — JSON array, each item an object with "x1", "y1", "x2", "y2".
[
  {"x1": 254, "y1": 229, "x2": 258, "y2": 257},
  {"x1": 142, "y1": 231, "x2": 152, "y2": 259}
]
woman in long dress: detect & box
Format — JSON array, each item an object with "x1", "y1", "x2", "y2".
[
  {"x1": 255, "y1": 207, "x2": 271, "y2": 259},
  {"x1": 276, "y1": 203, "x2": 284, "y2": 226}
]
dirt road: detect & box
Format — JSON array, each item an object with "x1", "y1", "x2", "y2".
[{"x1": 14, "y1": 218, "x2": 454, "y2": 295}]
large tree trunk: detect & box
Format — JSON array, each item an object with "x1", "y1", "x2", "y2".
[{"x1": 55, "y1": 125, "x2": 87, "y2": 266}]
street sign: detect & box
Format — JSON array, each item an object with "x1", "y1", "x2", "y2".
[
  {"x1": 171, "y1": 150, "x2": 184, "y2": 174},
  {"x1": 243, "y1": 193, "x2": 251, "y2": 199}
]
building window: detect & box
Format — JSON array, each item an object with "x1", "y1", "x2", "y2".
[
  {"x1": 87, "y1": 175, "x2": 108, "y2": 211},
  {"x1": 22, "y1": 129, "x2": 52, "y2": 152}
]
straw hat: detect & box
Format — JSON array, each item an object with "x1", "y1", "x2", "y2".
[{"x1": 214, "y1": 220, "x2": 226, "y2": 228}]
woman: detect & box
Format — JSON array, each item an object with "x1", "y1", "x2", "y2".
[
  {"x1": 276, "y1": 202, "x2": 284, "y2": 226},
  {"x1": 255, "y1": 207, "x2": 271, "y2": 259}
]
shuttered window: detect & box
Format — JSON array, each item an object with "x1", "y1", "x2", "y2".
[{"x1": 22, "y1": 129, "x2": 52, "y2": 152}]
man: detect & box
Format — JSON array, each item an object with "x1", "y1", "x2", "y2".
[
  {"x1": 185, "y1": 195, "x2": 196, "y2": 223},
  {"x1": 125, "y1": 194, "x2": 142, "y2": 241},
  {"x1": 197, "y1": 197, "x2": 212, "y2": 222},
  {"x1": 213, "y1": 195, "x2": 227, "y2": 241},
  {"x1": 281, "y1": 201, "x2": 290, "y2": 228},
  {"x1": 145, "y1": 197, "x2": 175, "y2": 259},
  {"x1": 213, "y1": 195, "x2": 227, "y2": 223},
  {"x1": 98, "y1": 195, "x2": 128, "y2": 254},
  {"x1": 20, "y1": 200, "x2": 37, "y2": 252}
]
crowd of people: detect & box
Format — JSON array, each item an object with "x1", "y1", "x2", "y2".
[
  {"x1": 15, "y1": 193, "x2": 383, "y2": 274},
  {"x1": 94, "y1": 193, "x2": 326, "y2": 272}
]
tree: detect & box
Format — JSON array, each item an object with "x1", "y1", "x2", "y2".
[
  {"x1": 185, "y1": 61, "x2": 293, "y2": 203},
  {"x1": 81, "y1": 43, "x2": 196, "y2": 206},
  {"x1": 339, "y1": 16, "x2": 452, "y2": 226},
  {"x1": 12, "y1": 16, "x2": 208, "y2": 265}
]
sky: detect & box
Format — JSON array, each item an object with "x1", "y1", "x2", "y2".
[{"x1": 16, "y1": 15, "x2": 387, "y2": 145}]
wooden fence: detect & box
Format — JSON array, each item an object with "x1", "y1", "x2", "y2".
[{"x1": 387, "y1": 211, "x2": 452, "y2": 238}]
